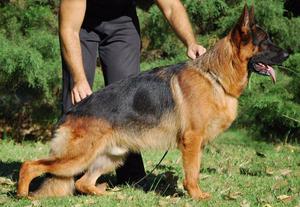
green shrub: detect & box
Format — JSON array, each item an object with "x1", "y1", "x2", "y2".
[
  {"x1": 237, "y1": 68, "x2": 300, "y2": 141},
  {"x1": 283, "y1": 53, "x2": 300, "y2": 103},
  {"x1": 140, "y1": 0, "x2": 229, "y2": 57},
  {"x1": 140, "y1": 5, "x2": 184, "y2": 58},
  {"x1": 0, "y1": 1, "x2": 60, "y2": 141},
  {"x1": 185, "y1": 0, "x2": 229, "y2": 34}
]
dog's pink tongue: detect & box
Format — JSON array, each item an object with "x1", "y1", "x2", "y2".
[{"x1": 267, "y1": 65, "x2": 276, "y2": 83}]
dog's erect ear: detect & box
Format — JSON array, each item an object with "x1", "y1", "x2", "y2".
[
  {"x1": 249, "y1": 5, "x2": 255, "y2": 27},
  {"x1": 231, "y1": 4, "x2": 252, "y2": 46},
  {"x1": 239, "y1": 4, "x2": 250, "y2": 32}
]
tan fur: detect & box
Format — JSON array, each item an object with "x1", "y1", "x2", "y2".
[
  {"x1": 189, "y1": 37, "x2": 248, "y2": 98},
  {"x1": 172, "y1": 30, "x2": 251, "y2": 199},
  {"x1": 50, "y1": 126, "x2": 72, "y2": 157},
  {"x1": 111, "y1": 113, "x2": 180, "y2": 152},
  {"x1": 30, "y1": 177, "x2": 74, "y2": 198}
]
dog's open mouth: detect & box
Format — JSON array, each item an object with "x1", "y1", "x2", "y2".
[{"x1": 252, "y1": 63, "x2": 276, "y2": 83}]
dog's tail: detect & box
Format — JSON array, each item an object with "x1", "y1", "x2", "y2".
[{"x1": 30, "y1": 176, "x2": 75, "y2": 198}]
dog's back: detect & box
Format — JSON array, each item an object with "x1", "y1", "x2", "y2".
[{"x1": 67, "y1": 63, "x2": 185, "y2": 128}]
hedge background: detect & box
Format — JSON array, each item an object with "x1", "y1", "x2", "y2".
[{"x1": 0, "y1": 0, "x2": 299, "y2": 142}]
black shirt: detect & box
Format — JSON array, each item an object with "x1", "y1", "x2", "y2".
[
  {"x1": 88, "y1": 0, "x2": 135, "y2": 7},
  {"x1": 83, "y1": 0, "x2": 137, "y2": 28}
]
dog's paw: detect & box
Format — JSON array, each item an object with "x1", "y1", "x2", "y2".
[
  {"x1": 17, "y1": 191, "x2": 28, "y2": 199},
  {"x1": 189, "y1": 190, "x2": 211, "y2": 200},
  {"x1": 17, "y1": 193, "x2": 34, "y2": 200},
  {"x1": 96, "y1": 182, "x2": 108, "y2": 193},
  {"x1": 193, "y1": 191, "x2": 211, "y2": 200}
]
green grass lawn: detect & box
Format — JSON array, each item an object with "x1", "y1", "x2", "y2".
[{"x1": 0, "y1": 130, "x2": 299, "y2": 207}]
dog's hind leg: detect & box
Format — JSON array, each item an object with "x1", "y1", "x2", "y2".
[
  {"x1": 180, "y1": 130, "x2": 211, "y2": 200},
  {"x1": 18, "y1": 147, "x2": 108, "y2": 197},
  {"x1": 18, "y1": 154, "x2": 98, "y2": 197},
  {"x1": 18, "y1": 119, "x2": 112, "y2": 198},
  {"x1": 75, "y1": 153, "x2": 125, "y2": 195}
]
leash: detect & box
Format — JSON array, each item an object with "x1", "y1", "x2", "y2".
[{"x1": 132, "y1": 149, "x2": 169, "y2": 187}]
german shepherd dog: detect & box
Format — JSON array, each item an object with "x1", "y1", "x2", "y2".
[{"x1": 18, "y1": 5, "x2": 289, "y2": 200}]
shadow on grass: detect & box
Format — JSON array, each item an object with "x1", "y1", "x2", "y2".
[
  {"x1": 0, "y1": 161, "x2": 21, "y2": 198},
  {"x1": 104, "y1": 164, "x2": 185, "y2": 197},
  {"x1": 0, "y1": 161, "x2": 184, "y2": 198},
  {"x1": 102, "y1": 171, "x2": 184, "y2": 197},
  {"x1": 0, "y1": 161, "x2": 50, "y2": 197},
  {"x1": 0, "y1": 161, "x2": 21, "y2": 181},
  {"x1": 140, "y1": 171, "x2": 185, "y2": 197}
]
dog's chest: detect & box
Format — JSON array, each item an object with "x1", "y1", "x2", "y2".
[{"x1": 205, "y1": 95, "x2": 238, "y2": 142}]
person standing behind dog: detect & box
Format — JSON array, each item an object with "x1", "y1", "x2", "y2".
[{"x1": 59, "y1": 0, "x2": 206, "y2": 185}]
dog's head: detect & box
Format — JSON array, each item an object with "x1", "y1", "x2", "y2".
[{"x1": 231, "y1": 4, "x2": 289, "y2": 83}]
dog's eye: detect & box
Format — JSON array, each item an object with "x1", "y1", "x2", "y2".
[
  {"x1": 255, "y1": 27, "x2": 269, "y2": 42},
  {"x1": 259, "y1": 40, "x2": 270, "y2": 50}
]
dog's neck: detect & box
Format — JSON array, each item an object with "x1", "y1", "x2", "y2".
[{"x1": 188, "y1": 37, "x2": 248, "y2": 98}]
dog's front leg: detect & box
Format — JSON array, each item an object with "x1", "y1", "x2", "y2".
[{"x1": 181, "y1": 130, "x2": 211, "y2": 200}]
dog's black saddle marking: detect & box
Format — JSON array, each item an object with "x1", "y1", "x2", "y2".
[{"x1": 66, "y1": 63, "x2": 186, "y2": 129}]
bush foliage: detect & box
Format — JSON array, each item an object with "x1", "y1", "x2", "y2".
[
  {"x1": 0, "y1": 0, "x2": 60, "y2": 140},
  {"x1": 0, "y1": 0, "x2": 299, "y2": 141}
]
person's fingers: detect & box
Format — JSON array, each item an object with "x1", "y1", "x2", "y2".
[
  {"x1": 73, "y1": 89, "x2": 81, "y2": 104},
  {"x1": 71, "y1": 92, "x2": 75, "y2": 105},
  {"x1": 195, "y1": 46, "x2": 205, "y2": 57},
  {"x1": 85, "y1": 85, "x2": 92, "y2": 96},
  {"x1": 198, "y1": 47, "x2": 206, "y2": 56},
  {"x1": 79, "y1": 90, "x2": 87, "y2": 100},
  {"x1": 79, "y1": 85, "x2": 92, "y2": 100},
  {"x1": 86, "y1": 88, "x2": 92, "y2": 95},
  {"x1": 71, "y1": 80, "x2": 93, "y2": 105},
  {"x1": 187, "y1": 49, "x2": 196, "y2": 60},
  {"x1": 187, "y1": 44, "x2": 206, "y2": 60},
  {"x1": 190, "y1": 53, "x2": 196, "y2": 60}
]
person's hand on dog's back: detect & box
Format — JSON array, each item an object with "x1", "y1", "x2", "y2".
[
  {"x1": 71, "y1": 79, "x2": 92, "y2": 105},
  {"x1": 187, "y1": 43, "x2": 206, "y2": 59}
]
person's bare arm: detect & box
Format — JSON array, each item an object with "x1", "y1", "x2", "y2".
[
  {"x1": 155, "y1": 0, "x2": 206, "y2": 59},
  {"x1": 59, "y1": 0, "x2": 92, "y2": 104}
]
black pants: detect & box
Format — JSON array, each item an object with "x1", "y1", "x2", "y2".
[{"x1": 61, "y1": 9, "x2": 146, "y2": 184}]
